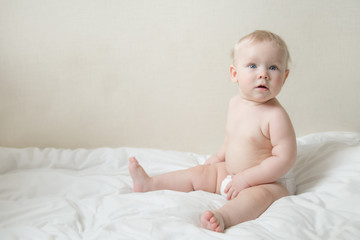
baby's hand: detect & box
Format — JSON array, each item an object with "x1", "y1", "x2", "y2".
[{"x1": 224, "y1": 174, "x2": 250, "y2": 200}]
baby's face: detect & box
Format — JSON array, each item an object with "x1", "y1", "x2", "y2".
[{"x1": 230, "y1": 41, "x2": 289, "y2": 104}]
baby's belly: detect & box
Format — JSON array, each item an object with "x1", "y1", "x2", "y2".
[{"x1": 225, "y1": 142, "x2": 272, "y2": 174}]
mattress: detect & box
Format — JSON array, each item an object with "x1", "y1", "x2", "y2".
[{"x1": 1, "y1": 132, "x2": 360, "y2": 239}]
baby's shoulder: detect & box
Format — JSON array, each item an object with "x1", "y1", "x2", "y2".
[
  {"x1": 263, "y1": 98, "x2": 286, "y2": 112},
  {"x1": 265, "y1": 103, "x2": 293, "y2": 128},
  {"x1": 227, "y1": 95, "x2": 241, "y2": 111},
  {"x1": 261, "y1": 100, "x2": 290, "y2": 122},
  {"x1": 229, "y1": 95, "x2": 240, "y2": 105},
  {"x1": 266, "y1": 102, "x2": 287, "y2": 114}
]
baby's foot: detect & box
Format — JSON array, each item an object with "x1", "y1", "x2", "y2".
[
  {"x1": 128, "y1": 157, "x2": 152, "y2": 192},
  {"x1": 200, "y1": 210, "x2": 225, "y2": 233}
]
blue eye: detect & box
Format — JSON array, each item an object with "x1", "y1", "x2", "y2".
[
  {"x1": 249, "y1": 64, "x2": 256, "y2": 69},
  {"x1": 269, "y1": 66, "x2": 278, "y2": 70}
]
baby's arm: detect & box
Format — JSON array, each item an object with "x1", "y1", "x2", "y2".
[
  {"x1": 225, "y1": 110, "x2": 296, "y2": 199},
  {"x1": 243, "y1": 121, "x2": 296, "y2": 185},
  {"x1": 204, "y1": 139, "x2": 226, "y2": 165}
]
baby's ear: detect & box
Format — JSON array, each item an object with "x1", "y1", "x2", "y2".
[
  {"x1": 230, "y1": 65, "x2": 238, "y2": 83},
  {"x1": 282, "y1": 69, "x2": 290, "y2": 85}
]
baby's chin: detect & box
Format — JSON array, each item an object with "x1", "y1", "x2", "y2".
[{"x1": 241, "y1": 95, "x2": 276, "y2": 104}]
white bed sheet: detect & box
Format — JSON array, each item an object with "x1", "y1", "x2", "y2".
[{"x1": 0, "y1": 132, "x2": 360, "y2": 239}]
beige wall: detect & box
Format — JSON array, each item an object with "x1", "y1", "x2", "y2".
[{"x1": 1, "y1": 0, "x2": 359, "y2": 153}]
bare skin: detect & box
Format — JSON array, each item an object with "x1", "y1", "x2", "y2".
[
  {"x1": 129, "y1": 157, "x2": 289, "y2": 232},
  {"x1": 128, "y1": 157, "x2": 152, "y2": 192},
  {"x1": 128, "y1": 36, "x2": 297, "y2": 232}
]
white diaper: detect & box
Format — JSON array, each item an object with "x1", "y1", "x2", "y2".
[
  {"x1": 220, "y1": 175, "x2": 233, "y2": 197},
  {"x1": 220, "y1": 168, "x2": 296, "y2": 198}
]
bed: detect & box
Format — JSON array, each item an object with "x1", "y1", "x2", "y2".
[{"x1": 0, "y1": 131, "x2": 359, "y2": 239}]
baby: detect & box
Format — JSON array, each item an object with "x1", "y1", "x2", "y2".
[{"x1": 128, "y1": 30, "x2": 297, "y2": 233}]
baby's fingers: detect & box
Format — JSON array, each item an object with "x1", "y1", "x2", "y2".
[
  {"x1": 231, "y1": 190, "x2": 239, "y2": 200},
  {"x1": 224, "y1": 182, "x2": 232, "y2": 194},
  {"x1": 226, "y1": 187, "x2": 235, "y2": 200}
]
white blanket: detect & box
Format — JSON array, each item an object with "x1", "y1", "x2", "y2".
[{"x1": 1, "y1": 132, "x2": 360, "y2": 239}]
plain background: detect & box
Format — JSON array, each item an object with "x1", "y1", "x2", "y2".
[{"x1": 1, "y1": 0, "x2": 359, "y2": 153}]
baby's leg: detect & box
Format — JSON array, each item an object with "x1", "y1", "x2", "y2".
[
  {"x1": 201, "y1": 183, "x2": 288, "y2": 232},
  {"x1": 128, "y1": 157, "x2": 219, "y2": 193}
]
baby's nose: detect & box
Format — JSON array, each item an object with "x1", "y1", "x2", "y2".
[
  {"x1": 258, "y1": 68, "x2": 269, "y2": 80},
  {"x1": 258, "y1": 74, "x2": 269, "y2": 80}
]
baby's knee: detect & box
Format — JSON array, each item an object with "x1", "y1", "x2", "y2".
[
  {"x1": 252, "y1": 183, "x2": 288, "y2": 203},
  {"x1": 271, "y1": 183, "x2": 289, "y2": 199}
]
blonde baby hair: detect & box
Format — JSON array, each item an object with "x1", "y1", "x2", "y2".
[{"x1": 232, "y1": 30, "x2": 291, "y2": 69}]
